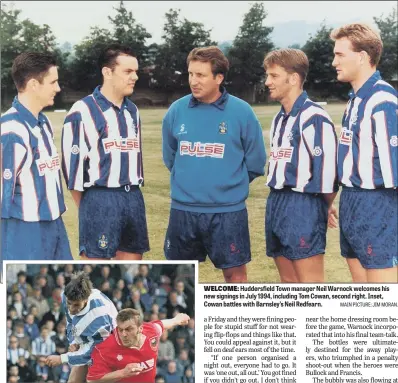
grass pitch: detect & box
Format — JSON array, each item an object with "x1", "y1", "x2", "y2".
[{"x1": 48, "y1": 103, "x2": 351, "y2": 283}]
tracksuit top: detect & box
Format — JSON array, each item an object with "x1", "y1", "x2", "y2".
[{"x1": 162, "y1": 88, "x2": 267, "y2": 213}]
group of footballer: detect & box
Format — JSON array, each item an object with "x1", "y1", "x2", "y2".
[{"x1": 1, "y1": 22, "x2": 397, "y2": 284}]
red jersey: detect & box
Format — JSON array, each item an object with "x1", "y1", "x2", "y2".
[{"x1": 87, "y1": 320, "x2": 164, "y2": 383}]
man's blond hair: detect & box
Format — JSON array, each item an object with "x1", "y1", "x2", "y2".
[
  {"x1": 263, "y1": 49, "x2": 309, "y2": 86},
  {"x1": 330, "y1": 23, "x2": 383, "y2": 66},
  {"x1": 116, "y1": 308, "x2": 143, "y2": 326}
]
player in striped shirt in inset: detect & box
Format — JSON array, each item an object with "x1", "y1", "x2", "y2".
[
  {"x1": 45, "y1": 271, "x2": 118, "y2": 383},
  {"x1": 1, "y1": 52, "x2": 72, "y2": 260},
  {"x1": 263, "y1": 49, "x2": 339, "y2": 283},
  {"x1": 61, "y1": 44, "x2": 149, "y2": 261},
  {"x1": 330, "y1": 23, "x2": 398, "y2": 282}
]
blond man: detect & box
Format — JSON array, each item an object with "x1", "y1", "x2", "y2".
[
  {"x1": 263, "y1": 49, "x2": 339, "y2": 283},
  {"x1": 330, "y1": 23, "x2": 397, "y2": 282}
]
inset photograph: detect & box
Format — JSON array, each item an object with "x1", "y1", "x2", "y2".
[{"x1": 5, "y1": 263, "x2": 195, "y2": 383}]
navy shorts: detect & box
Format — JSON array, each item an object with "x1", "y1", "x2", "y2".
[
  {"x1": 79, "y1": 186, "x2": 150, "y2": 259},
  {"x1": 1, "y1": 216, "x2": 72, "y2": 260},
  {"x1": 164, "y1": 208, "x2": 251, "y2": 269},
  {"x1": 340, "y1": 187, "x2": 398, "y2": 269},
  {"x1": 265, "y1": 188, "x2": 328, "y2": 260}
]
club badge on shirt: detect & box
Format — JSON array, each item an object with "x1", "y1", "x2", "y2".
[
  {"x1": 3, "y1": 169, "x2": 12, "y2": 180},
  {"x1": 218, "y1": 122, "x2": 227, "y2": 134},
  {"x1": 149, "y1": 337, "x2": 158, "y2": 351}
]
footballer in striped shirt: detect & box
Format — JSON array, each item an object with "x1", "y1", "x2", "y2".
[
  {"x1": 45, "y1": 272, "x2": 118, "y2": 383},
  {"x1": 61, "y1": 44, "x2": 149, "y2": 261},
  {"x1": 1, "y1": 52, "x2": 72, "y2": 261},
  {"x1": 263, "y1": 49, "x2": 339, "y2": 283},
  {"x1": 331, "y1": 23, "x2": 397, "y2": 282}
]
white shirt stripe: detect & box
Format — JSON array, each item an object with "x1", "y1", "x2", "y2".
[
  {"x1": 125, "y1": 108, "x2": 138, "y2": 184},
  {"x1": 322, "y1": 122, "x2": 337, "y2": 192},
  {"x1": 292, "y1": 124, "x2": 314, "y2": 192},
  {"x1": 266, "y1": 117, "x2": 283, "y2": 185},
  {"x1": 62, "y1": 121, "x2": 73, "y2": 187},
  {"x1": 79, "y1": 102, "x2": 101, "y2": 188},
  {"x1": 359, "y1": 91, "x2": 397, "y2": 188},
  {"x1": 275, "y1": 115, "x2": 298, "y2": 189},
  {"x1": 373, "y1": 110, "x2": 394, "y2": 187},
  {"x1": 299, "y1": 105, "x2": 330, "y2": 127},
  {"x1": 104, "y1": 108, "x2": 122, "y2": 187},
  {"x1": 341, "y1": 97, "x2": 362, "y2": 187}
]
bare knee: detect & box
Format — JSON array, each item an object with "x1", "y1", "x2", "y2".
[
  {"x1": 274, "y1": 256, "x2": 299, "y2": 283},
  {"x1": 114, "y1": 251, "x2": 142, "y2": 260},
  {"x1": 367, "y1": 267, "x2": 398, "y2": 283},
  {"x1": 223, "y1": 265, "x2": 247, "y2": 283},
  {"x1": 293, "y1": 254, "x2": 324, "y2": 283},
  {"x1": 279, "y1": 274, "x2": 300, "y2": 283},
  {"x1": 68, "y1": 366, "x2": 88, "y2": 383}
]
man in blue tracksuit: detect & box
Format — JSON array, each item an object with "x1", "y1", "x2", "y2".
[{"x1": 162, "y1": 46, "x2": 267, "y2": 283}]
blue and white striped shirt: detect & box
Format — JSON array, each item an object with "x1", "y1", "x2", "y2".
[
  {"x1": 61, "y1": 86, "x2": 144, "y2": 191},
  {"x1": 266, "y1": 91, "x2": 338, "y2": 193},
  {"x1": 7, "y1": 347, "x2": 30, "y2": 364},
  {"x1": 338, "y1": 71, "x2": 398, "y2": 189},
  {"x1": 61, "y1": 289, "x2": 117, "y2": 366},
  {"x1": 1, "y1": 98, "x2": 66, "y2": 221},
  {"x1": 31, "y1": 336, "x2": 56, "y2": 357}
]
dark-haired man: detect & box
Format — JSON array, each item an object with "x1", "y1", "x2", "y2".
[
  {"x1": 162, "y1": 46, "x2": 267, "y2": 283},
  {"x1": 45, "y1": 271, "x2": 118, "y2": 383},
  {"x1": 86, "y1": 308, "x2": 190, "y2": 383},
  {"x1": 61, "y1": 43, "x2": 149, "y2": 260},
  {"x1": 1, "y1": 52, "x2": 72, "y2": 260}
]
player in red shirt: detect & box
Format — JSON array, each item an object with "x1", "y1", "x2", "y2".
[{"x1": 86, "y1": 308, "x2": 190, "y2": 383}]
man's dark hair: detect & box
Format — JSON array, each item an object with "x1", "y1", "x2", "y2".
[
  {"x1": 64, "y1": 272, "x2": 92, "y2": 301},
  {"x1": 11, "y1": 52, "x2": 57, "y2": 91},
  {"x1": 98, "y1": 43, "x2": 136, "y2": 71}
]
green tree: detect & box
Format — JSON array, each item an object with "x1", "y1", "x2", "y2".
[
  {"x1": 302, "y1": 22, "x2": 349, "y2": 100},
  {"x1": 227, "y1": 2, "x2": 274, "y2": 102},
  {"x1": 302, "y1": 23, "x2": 335, "y2": 85},
  {"x1": 1, "y1": 3, "x2": 22, "y2": 103},
  {"x1": 152, "y1": 8, "x2": 215, "y2": 96},
  {"x1": 19, "y1": 20, "x2": 57, "y2": 51},
  {"x1": 70, "y1": 1, "x2": 152, "y2": 91},
  {"x1": 108, "y1": 1, "x2": 152, "y2": 65},
  {"x1": 69, "y1": 27, "x2": 115, "y2": 91},
  {"x1": 0, "y1": 3, "x2": 63, "y2": 106},
  {"x1": 374, "y1": 7, "x2": 398, "y2": 81}
]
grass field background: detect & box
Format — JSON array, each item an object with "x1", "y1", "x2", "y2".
[{"x1": 48, "y1": 103, "x2": 351, "y2": 283}]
